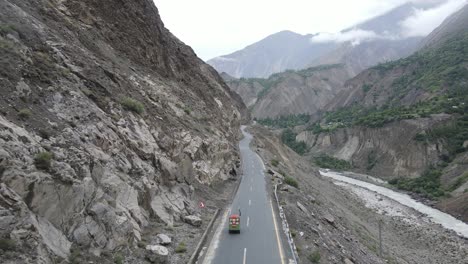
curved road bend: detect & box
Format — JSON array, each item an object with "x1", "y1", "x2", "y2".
[{"x1": 203, "y1": 126, "x2": 287, "y2": 264}]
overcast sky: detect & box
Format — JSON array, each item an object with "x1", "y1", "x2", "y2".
[{"x1": 155, "y1": 0, "x2": 466, "y2": 60}]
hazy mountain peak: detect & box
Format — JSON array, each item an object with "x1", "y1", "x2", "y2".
[
  {"x1": 207, "y1": 30, "x2": 337, "y2": 78},
  {"x1": 421, "y1": 3, "x2": 468, "y2": 48}
]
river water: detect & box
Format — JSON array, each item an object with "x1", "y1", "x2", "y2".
[{"x1": 320, "y1": 170, "x2": 468, "y2": 239}]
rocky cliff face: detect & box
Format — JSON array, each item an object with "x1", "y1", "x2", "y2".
[
  {"x1": 252, "y1": 65, "x2": 353, "y2": 118},
  {"x1": 0, "y1": 0, "x2": 245, "y2": 262},
  {"x1": 300, "y1": 115, "x2": 452, "y2": 179}
]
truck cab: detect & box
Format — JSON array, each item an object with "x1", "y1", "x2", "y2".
[{"x1": 228, "y1": 214, "x2": 241, "y2": 233}]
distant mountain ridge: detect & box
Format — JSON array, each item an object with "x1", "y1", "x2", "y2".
[
  {"x1": 208, "y1": 30, "x2": 337, "y2": 78},
  {"x1": 306, "y1": 2, "x2": 444, "y2": 75},
  {"x1": 209, "y1": 2, "x2": 443, "y2": 79},
  {"x1": 225, "y1": 64, "x2": 353, "y2": 118}
]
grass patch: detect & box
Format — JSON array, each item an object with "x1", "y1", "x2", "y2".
[
  {"x1": 290, "y1": 230, "x2": 297, "y2": 237},
  {"x1": 120, "y1": 97, "x2": 144, "y2": 114},
  {"x1": 137, "y1": 241, "x2": 147, "y2": 248},
  {"x1": 0, "y1": 239, "x2": 16, "y2": 251},
  {"x1": 0, "y1": 24, "x2": 16, "y2": 36},
  {"x1": 284, "y1": 176, "x2": 299, "y2": 189},
  {"x1": 307, "y1": 250, "x2": 321, "y2": 263},
  {"x1": 69, "y1": 248, "x2": 82, "y2": 264},
  {"x1": 314, "y1": 155, "x2": 352, "y2": 170},
  {"x1": 18, "y1": 108, "x2": 32, "y2": 119},
  {"x1": 114, "y1": 253, "x2": 124, "y2": 264},
  {"x1": 271, "y1": 159, "x2": 279, "y2": 167},
  {"x1": 34, "y1": 151, "x2": 53, "y2": 171},
  {"x1": 175, "y1": 242, "x2": 187, "y2": 253},
  {"x1": 449, "y1": 172, "x2": 468, "y2": 191}
]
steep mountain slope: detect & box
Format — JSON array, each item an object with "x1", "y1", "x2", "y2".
[
  {"x1": 421, "y1": 2, "x2": 468, "y2": 49},
  {"x1": 223, "y1": 75, "x2": 265, "y2": 109},
  {"x1": 225, "y1": 65, "x2": 353, "y2": 118},
  {"x1": 207, "y1": 30, "x2": 338, "y2": 78},
  {"x1": 0, "y1": 0, "x2": 245, "y2": 263},
  {"x1": 309, "y1": 38, "x2": 422, "y2": 77},
  {"x1": 308, "y1": 2, "x2": 436, "y2": 75},
  {"x1": 304, "y1": 4, "x2": 468, "y2": 220}
]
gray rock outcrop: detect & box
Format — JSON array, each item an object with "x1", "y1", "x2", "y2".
[
  {"x1": 146, "y1": 245, "x2": 169, "y2": 263},
  {"x1": 156, "y1": 234, "x2": 172, "y2": 245},
  {"x1": 184, "y1": 215, "x2": 202, "y2": 227}
]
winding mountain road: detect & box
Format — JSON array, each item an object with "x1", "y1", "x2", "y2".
[{"x1": 203, "y1": 126, "x2": 288, "y2": 264}]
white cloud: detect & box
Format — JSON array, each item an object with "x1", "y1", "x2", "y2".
[
  {"x1": 156, "y1": 0, "x2": 466, "y2": 59},
  {"x1": 310, "y1": 0, "x2": 467, "y2": 45},
  {"x1": 311, "y1": 29, "x2": 377, "y2": 45},
  {"x1": 311, "y1": 29, "x2": 396, "y2": 45},
  {"x1": 400, "y1": 0, "x2": 467, "y2": 37}
]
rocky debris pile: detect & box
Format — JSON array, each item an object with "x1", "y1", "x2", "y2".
[
  {"x1": 296, "y1": 201, "x2": 311, "y2": 216},
  {"x1": 155, "y1": 234, "x2": 172, "y2": 246},
  {"x1": 146, "y1": 245, "x2": 169, "y2": 263},
  {"x1": 323, "y1": 213, "x2": 336, "y2": 227},
  {"x1": 184, "y1": 215, "x2": 203, "y2": 227},
  {"x1": 0, "y1": 0, "x2": 245, "y2": 263}
]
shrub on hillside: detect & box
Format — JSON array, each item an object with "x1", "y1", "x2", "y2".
[
  {"x1": 18, "y1": 108, "x2": 32, "y2": 119},
  {"x1": 284, "y1": 176, "x2": 299, "y2": 188},
  {"x1": 308, "y1": 250, "x2": 321, "y2": 263},
  {"x1": 34, "y1": 151, "x2": 53, "y2": 171},
  {"x1": 0, "y1": 238, "x2": 16, "y2": 251},
  {"x1": 175, "y1": 242, "x2": 187, "y2": 253},
  {"x1": 121, "y1": 97, "x2": 144, "y2": 114},
  {"x1": 314, "y1": 155, "x2": 352, "y2": 170},
  {"x1": 390, "y1": 167, "x2": 446, "y2": 199}
]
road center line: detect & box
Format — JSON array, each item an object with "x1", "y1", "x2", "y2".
[
  {"x1": 249, "y1": 199, "x2": 251, "y2": 206},
  {"x1": 243, "y1": 248, "x2": 247, "y2": 264},
  {"x1": 247, "y1": 216, "x2": 250, "y2": 227},
  {"x1": 250, "y1": 186, "x2": 252, "y2": 192}
]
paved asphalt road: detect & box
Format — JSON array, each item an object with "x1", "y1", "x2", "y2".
[{"x1": 204, "y1": 126, "x2": 286, "y2": 264}]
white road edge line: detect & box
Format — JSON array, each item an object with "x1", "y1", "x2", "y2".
[
  {"x1": 270, "y1": 200, "x2": 285, "y2": 264},
  {"x1": 202, "y1": 208, "x2": 230, "y2": 264},
  {"x1": 243, "y1": 248, "x2": 247, "y2": 264}
]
